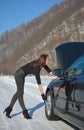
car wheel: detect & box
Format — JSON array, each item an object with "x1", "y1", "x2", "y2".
[{"x1": 45, "y1": 91, "x2": 59, "y2": 120}]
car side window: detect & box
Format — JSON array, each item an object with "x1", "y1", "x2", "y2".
[
  {"x1": 68, "y1": 68, "x2": 78, "y2": 76},
  {"x1": 67, "y1": 59, "x2": 84, "y2": 76}
]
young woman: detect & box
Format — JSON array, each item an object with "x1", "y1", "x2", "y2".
[{"x1": 4, "y1": 54, "x2": 57, "y2": 119}]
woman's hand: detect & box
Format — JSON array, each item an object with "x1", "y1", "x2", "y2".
[
  {"x1": 49, "y1": 72, "x2": 60, "y2": 80},
  {"x1": 41, "y1": 94, "x2": 47, "y2": 101},
  {"x1": 55, "y1": 76, "x2": 60, "y2": 80}
]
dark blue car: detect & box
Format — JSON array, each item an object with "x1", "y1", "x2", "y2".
[{"x1": 45, "y1": 42, "x2": 84, "y2": 130}]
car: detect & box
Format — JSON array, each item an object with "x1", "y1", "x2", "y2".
[{"x1": 45, "y1": 42, "x2": 84, "y2": 130}]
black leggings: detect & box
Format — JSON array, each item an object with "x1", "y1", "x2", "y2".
[{"x1": 9, "y1": 69, "x2": 26, "y2": 111}]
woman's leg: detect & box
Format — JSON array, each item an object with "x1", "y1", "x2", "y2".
[
  {"x1": 9, "y1": 92, "x2": 18, "y2": 108},
  {"x1": 10, "y1": 70, "x2": 26, "y2": 110},
  {"x1": 4, "y1": 75, "x2": 18, "y2": 118},
  {"x1": 15, "y1": 72, "x2": 31, "y2": 119},
  {"x1": 9, "y1": 74, "x2": 19, "y2": 108},
  {"x1": 15, "y1": 72, "x2": 26, "y2": 111},
  {"x1": 4, "y1": 69, "x2": 31, "y2": 118}
]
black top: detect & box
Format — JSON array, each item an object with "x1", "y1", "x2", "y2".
[{"x1": 20, "y1": 63, "x2": 51, "y2": 84}]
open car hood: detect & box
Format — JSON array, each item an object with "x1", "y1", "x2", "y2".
[{"x1": 55, "y1": 42, "x2": 84, "y2": 71}]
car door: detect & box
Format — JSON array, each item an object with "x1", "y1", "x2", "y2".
[
  {"x1": 54, "y1": 71, "x2": 78, "y2": 113},
  {"x1": 65, "y1": 74, "x2": 84, "y2": 119},
  {"x1": 55, "y1": 56, "x2": 84, "y2": 118},
  {"x1": 72, "y1": 74, "x2": 84, "y2": 124},
  {"x1": 54, "y1": 80, "x2": 67, "y2": 112},
  {"x1": 65, "y1": 56, "x2": 84, "y2": 128},
  {"x1": 54, "y1": 76, "x2": 75, "y2": 113}
]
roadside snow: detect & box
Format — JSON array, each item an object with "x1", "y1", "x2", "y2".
[{"x1": 0, "y1": 76, "x2": 76, "y2": 130}]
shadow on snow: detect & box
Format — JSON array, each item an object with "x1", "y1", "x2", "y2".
[{"x1": 11, "y1": 102, "x2": 44, "y2": 118}]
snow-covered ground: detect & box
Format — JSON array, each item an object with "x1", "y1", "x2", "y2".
[{"x1": 0, "y1": 76, "x2": 77, "y2": 130}]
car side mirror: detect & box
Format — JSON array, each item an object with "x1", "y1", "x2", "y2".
[{"x1": 52, "y1": 68, "x2": 62, "y2": 77}]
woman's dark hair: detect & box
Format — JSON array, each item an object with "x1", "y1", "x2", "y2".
[{"x1": 30, "y1": 54, "x2": 49, "y2": 67}]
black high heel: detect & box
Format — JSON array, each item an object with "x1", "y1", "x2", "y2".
[
  {"x1": 3, "y1": 106, "x2": 12, "y2": 118},
  {"x1": 23, "y1": 110, "x2": 32, "y2": 119}
]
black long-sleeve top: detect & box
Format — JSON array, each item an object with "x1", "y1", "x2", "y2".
[{"x1": 20, "y1": 63, "x2": 51, "y2": 84}]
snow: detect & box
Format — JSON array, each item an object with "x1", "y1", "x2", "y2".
[{"x1": 0, "y1": 76, "x2": 76, "y2": 130}]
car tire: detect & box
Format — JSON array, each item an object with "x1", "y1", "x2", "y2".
[{"x1": 45, "y1": 91, "x2": 59, "y2": 120}]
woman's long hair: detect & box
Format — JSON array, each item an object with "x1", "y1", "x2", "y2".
[{"x1": 30, "y1": 54, "x2": 49, "y2": 67}]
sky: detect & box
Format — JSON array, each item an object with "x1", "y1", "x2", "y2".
[{"x1": 0, "y1": 0, "x2": 64, "y2": 36}]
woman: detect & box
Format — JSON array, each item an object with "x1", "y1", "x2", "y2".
[{"x1": 4, "y1": 54, "x2": 57, "y2": 119}]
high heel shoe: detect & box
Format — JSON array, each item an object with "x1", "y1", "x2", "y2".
[
  {"x1": 23, "y1": 110, "x2": 32, "y2": 119},
  {"x1": 3, "y1": 106, "x2": 12, "y2": 118}
]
